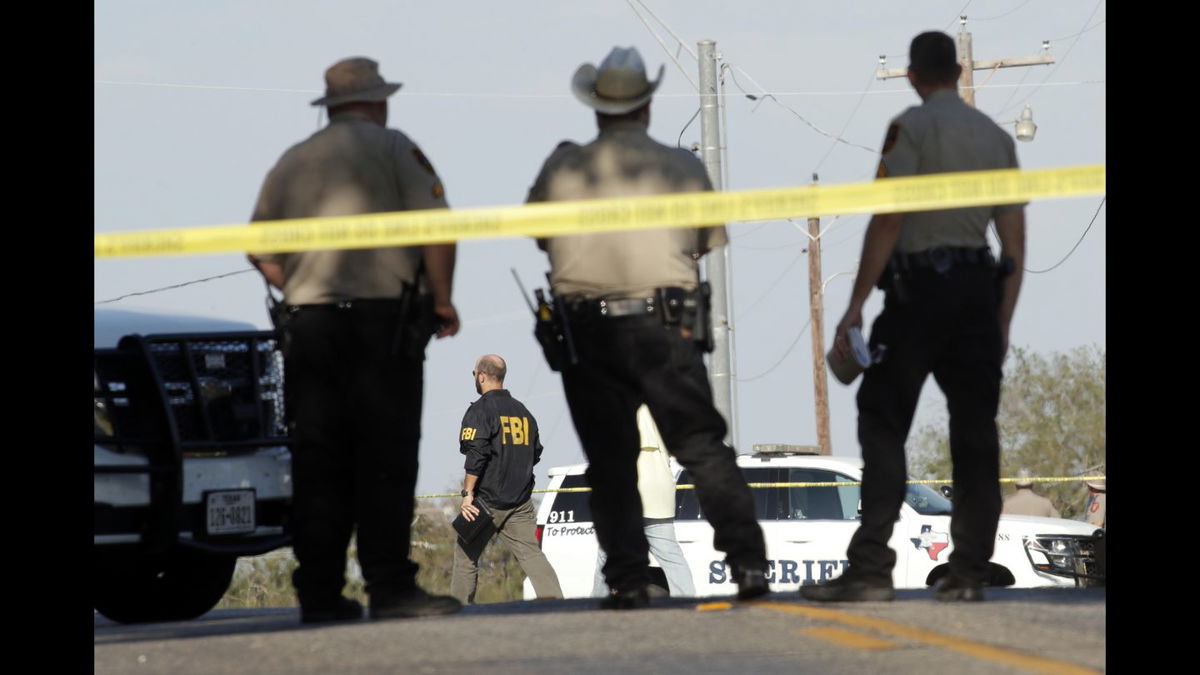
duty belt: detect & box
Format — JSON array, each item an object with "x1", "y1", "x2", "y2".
[
  {"x1": 285, "y1": 298, "x2": 405, "y2": 313},
  {"x1": 565, "y1": 290, "x2": 685, "y2": 319},
  {"x1": 891, "y1": 246, "x2": 994, "y2": 274}
]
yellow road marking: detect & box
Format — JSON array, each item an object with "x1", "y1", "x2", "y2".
[
  {"x1": 801, "y1": 626, "x2": 899, "y2": 650},
  {"x1": 752, "y1": 601, "x2": 1098, "y2": 674},
  {"x1": 695, "y1": 602, "x2": 733, "y2": 612}
]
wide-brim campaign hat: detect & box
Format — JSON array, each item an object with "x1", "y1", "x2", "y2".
[
  {"x1": 571, "y1": 46, "x2": 664, "y2": 115},
  {"x1": 1015, "y1": 468, "x2": 1034, "y2": 488},
  {"x1": 1085, "y1": 471, "x2": 1106, "y2": 492},
  {"x1": 311, "y1": 57, "x2": 402, "y2": 107}
]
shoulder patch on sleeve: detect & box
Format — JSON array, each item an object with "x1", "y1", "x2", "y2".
[
  {"x1": 411, "y1": 147, "x2": 437, "y2": 176},
  {"x1": 432, "y1": 181, "x2": 444, "y2": 199},
  {"x1": 881, "y1": 122, "x2": 901, "y2": 155}
]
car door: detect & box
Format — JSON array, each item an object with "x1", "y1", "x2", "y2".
[
  {"x1": 673, "y1": 467, "x2": 779, "y2": 597},
  {"x1": 537, "y1": 472, "x2": 600, "y2": 599},
  {"x1": 769, "y1": 468, "x2": 865, "y2": 590}
]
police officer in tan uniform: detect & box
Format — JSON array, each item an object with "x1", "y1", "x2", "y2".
[
  {"x1": 1002, "y1": 468, "x2": 1061, "y2": 518},
  {"x1": 527, "y1": 46, "x2": 768, "y2": 609},
  {"x1": 1084, "y1": 473, "x2": 1105, "y2": 528},
  {"x1": 802, "y1": 32, "x2": 1026, "y2": 603},
  {"x1": 248, "y1": 57, "x2": 461, "y2": 623}
]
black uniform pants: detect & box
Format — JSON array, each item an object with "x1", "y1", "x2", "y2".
[
  {"x1": 849, "y1": 263, "x2": 1004, "y2": 584},
  {"x1": 283, "y1": 304, "x2": 423, "y2": 607},
  {"x1": 560, "y1": 313, "x2": 767, "y2": 593}
]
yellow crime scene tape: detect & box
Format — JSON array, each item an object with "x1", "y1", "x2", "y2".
[
  {"x1": 94, "y1": 164, "x2": 1105, "y2": 258},
  {"x1": 414, "y1": 475, "x2": 1104, "y2": 500}
]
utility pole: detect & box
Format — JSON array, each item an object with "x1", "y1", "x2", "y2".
[
  {"x1": 807, "y1": 173, "x2": 831, "y2": 455},
  {"x1": 697, "y1": 39, "x2": 736, "y2": 447},
  {"x1": 876, "y1": 16, "x2": 1054, "y2": 109}
]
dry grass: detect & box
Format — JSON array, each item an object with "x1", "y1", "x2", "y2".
[{"x1": 216, "y1": 498, "x2": 526, "y2": 608}]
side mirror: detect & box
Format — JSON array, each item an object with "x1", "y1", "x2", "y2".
[{"x1": 939, "y1": 485, "x2": 953, "y2": 500}]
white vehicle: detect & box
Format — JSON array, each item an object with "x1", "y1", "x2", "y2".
[
  {"x1": 94, "y1": 308, "x2": 293, "y2": 623},
  {"x1": 525, "y1": 445, "x2": 1103, "y2": 599}
]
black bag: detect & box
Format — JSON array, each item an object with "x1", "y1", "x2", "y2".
[{"x1": 452, "y1": 499, "x2": 496, "y2": 557}]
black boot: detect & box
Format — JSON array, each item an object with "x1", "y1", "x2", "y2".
[
  {"x1": 731, "y1": 565, "x2": 770, "y2": 600},
  {"x1": 599, "y1": 586, "x2": 651, "y2": 610},
  {"x1": 300, "y1": 596, "x2": 364, "y2": 624},
  {"x1": 370, "y1": 588, "x2": 462, "y2": 620}
]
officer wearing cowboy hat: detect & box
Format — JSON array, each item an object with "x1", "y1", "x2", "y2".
[
  {"x1": 525, "y1": 46, "x2": 770, "y2": 609},
  {"x1": 248, "y1": 56, "x2": 461, "y2": 623},
  {"x1": 1001, "y1": 468, "x2": 1060, "y2": 518}
]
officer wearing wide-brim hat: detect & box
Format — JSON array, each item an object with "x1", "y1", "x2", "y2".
[
  {"x1": 1002, "y1": 468, "x2": 1060, "y2": 518},
  {"x1": 526, "y1": 46, "x2": 770, "y2": 609},
  {"x1": 248, "y1": 56, "x2": 461, "y2": 624}
]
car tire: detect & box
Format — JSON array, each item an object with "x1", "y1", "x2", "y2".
[
  {"x1": 925, "y1": 562, "x2": 1015, "y2": 588},
  {"x1": 94, "y1": 547, "x2": 237, "y2": 624}
]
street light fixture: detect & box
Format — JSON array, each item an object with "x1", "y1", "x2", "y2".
[
  {"x1": 1014, "y1": 105, "x2": 1037, "y2": 142},
  {"x1": 996, "y1": 105, "x2": 1037, "y2": 142}
]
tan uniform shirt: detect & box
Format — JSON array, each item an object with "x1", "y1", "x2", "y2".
[
  {"x1": 1001, "y1": 488, "x2": 1061, "y2": 518},
  {"x1": 250, "y1": 110, "x2": 448, "y2": 304},
  {"x1": 878, "y1": 89, "x2": 1025, "y2": 253},
  {"x1": 1084, "y1": 491, "x2": 1105, "y2": 528},
  {"x1": 527, "y1": 120, "x2": 726, "y2": 299},
  {"x1": 635, "y1": 405, "x2": 677, "y2": 519}
]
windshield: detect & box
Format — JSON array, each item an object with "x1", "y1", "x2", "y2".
[{"x1": 906, "y1": 483, "x2": 953, "y2": 515}]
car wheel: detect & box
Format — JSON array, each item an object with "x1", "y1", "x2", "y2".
[
  {"x1": 94, "y1": 547, "x2": 237, "y2": 624},
  {"x1": 924, "y1": 562, "x2": 1014, "y2": 588}
]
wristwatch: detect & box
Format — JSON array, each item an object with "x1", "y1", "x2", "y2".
[{"x1": 461, "y1": 489, "x2": 472, "y2": 498}]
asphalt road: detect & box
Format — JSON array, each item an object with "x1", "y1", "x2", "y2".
[{"x1": 94, "y1": 588, "x2": 1106, "y2": 674}]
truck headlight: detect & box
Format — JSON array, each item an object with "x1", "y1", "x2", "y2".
[{"x1": 1024, "y1": 536, "x2": 1088, "y2": 576}]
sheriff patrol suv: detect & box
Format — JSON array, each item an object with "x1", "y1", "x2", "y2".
[
  {"x1": 525, "y1": 444, "x2": 1103, "y2": 599},
  {"x1": 94, "y1": 308, "x2": 293, "y2": 623}
]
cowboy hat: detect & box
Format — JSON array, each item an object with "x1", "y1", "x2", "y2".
[
  {"x1": 311, "y1": 57, "x2": 402, "y2": 107},
  {"x1": 571, "y1": 46, "x2": 664, "y2": 115}
]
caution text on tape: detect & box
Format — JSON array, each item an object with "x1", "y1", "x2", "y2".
[{"x1": 95, "y1": 165, "x2": 1105, "y2": 258}]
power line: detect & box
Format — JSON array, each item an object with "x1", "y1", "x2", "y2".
[
  {"x1": 94, "y1": 79, "x2": 1103, "y2": 99},
  {"x1": 735, "y1": 246, "x2": 807, "y2": 322},
  {"x1": 1047, "y1": 18, "x2": 1105, "y2": 42},
  {"x1": 94, "y1": 269, "x2": 255, "y2": 305},
  {"x1": 972, "y1": 0, "x2": 1033, "y2": 21},
  {"x1": 994, "y1": 0, "x2": 1105, "y2": 117},
  {"x1": 725, "y1": 65, "x2": 877, "y2": 155},
  {"x1": 943, "y1": 1, "x2": 975, "y2": 31},
  {"x1": 737, "y1": 317, "x2": 813, "y2": 382},
  {"x1": 624, "y1": 0, "x2": 698, "y2": 90},
  {"x1": 677, "y1": 107, "x2": 700, "y2": 148},
  {"x1": 814, "y1": 66, "x2": 877, "y2": 173},
  {"x1": 632, "y1": 0, "x2": 697, "y2": 60},
  {"x1": 1026, "y1": 197, "x2": 1104, "y2": 274}
]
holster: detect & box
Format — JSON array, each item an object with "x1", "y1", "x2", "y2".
[
  {"x1": 875, "y1": 257, "x2": 909, "y2": 303},
  {"x1": 657, "y1": 284, "x2": 713, "y2": 352},
  {"x1": 392, "y1": 282, "x2": 439, "y2": 361},
  {"x1": 264, "y1": 284, "x2": 292, "y2": 355},
  {"x1": 534, "y1": 289, "x2": 576, "y2": 372}
]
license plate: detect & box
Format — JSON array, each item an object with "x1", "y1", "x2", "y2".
[{"x1": 205, "y1": 489, "x2": 256, "y2": 536}]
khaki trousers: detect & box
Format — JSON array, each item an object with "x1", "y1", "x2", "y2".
[{"x1": 450, "y1": 498, "x2": 563, "y2": 604}]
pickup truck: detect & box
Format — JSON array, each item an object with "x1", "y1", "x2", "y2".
[{"x1": 94, "y1": 308, "x2": 293, "y2": 623}]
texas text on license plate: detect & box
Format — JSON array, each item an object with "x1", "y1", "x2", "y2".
[{"x1": 205, "y1": 489, "x2": 256, "y2": 536}]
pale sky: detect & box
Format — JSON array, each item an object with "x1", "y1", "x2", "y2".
[{"x1": 94, "y1": 0, "x2": 1106, "y2": 496}]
